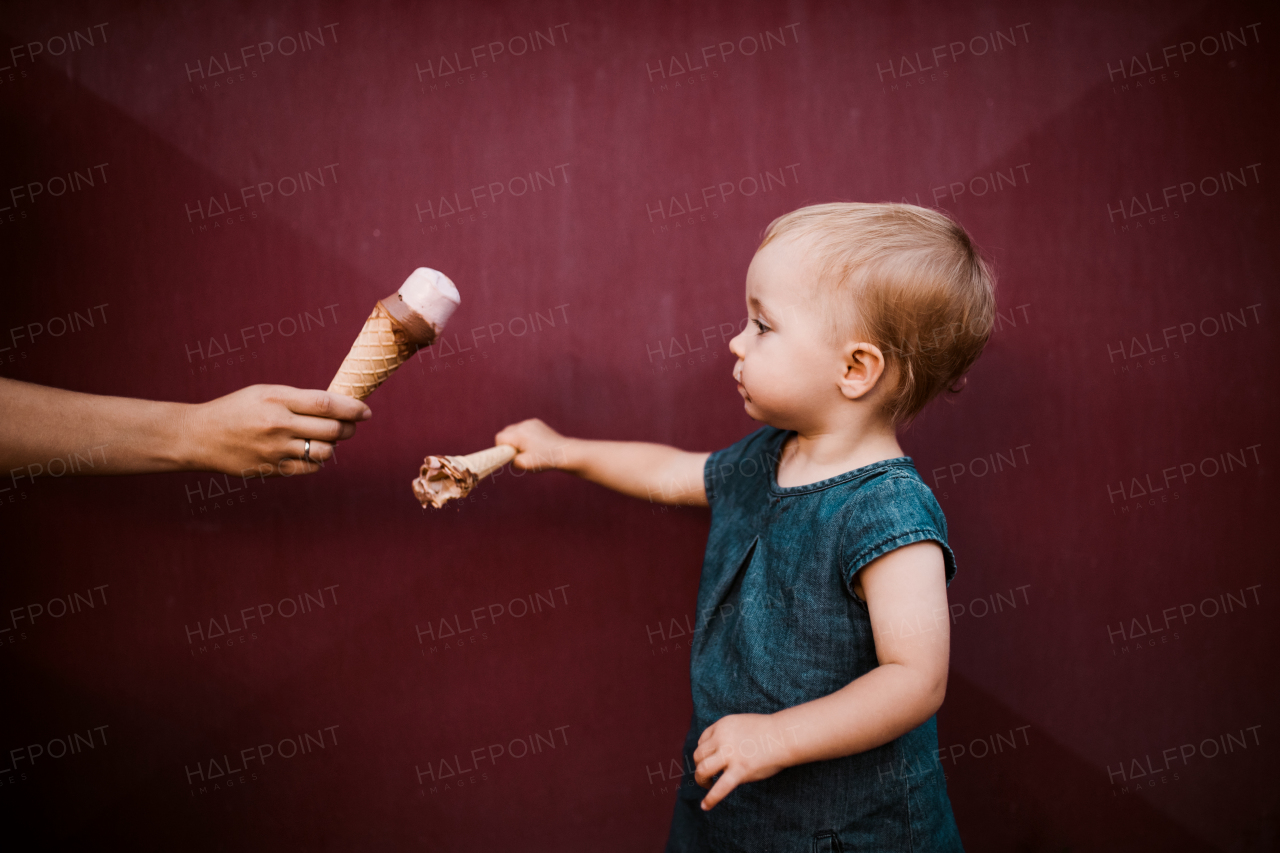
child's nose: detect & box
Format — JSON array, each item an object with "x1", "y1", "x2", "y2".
[{"x1": 728, "y1": 326, "x2": 748, "y2": 357}]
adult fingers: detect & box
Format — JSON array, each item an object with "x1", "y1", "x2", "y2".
[
  {"x1": 287, "y1": 413, "x2": 357, "y2": 443},
  {"x1": 273, "y1": 457, "x2": 322, "y2": 478},
  {"x1": 285, "y1": 438, "x2": 334, "y2": 464},
  {"x1": 278, "y1": 387, "x2": 372, "y2": 423}
]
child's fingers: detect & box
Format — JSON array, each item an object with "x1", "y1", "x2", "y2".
[
  {"x1": 494, "y1": 426, "x2": 522, "y2": 448},
  {"x1": 512, "y1": 449, "x2": 551, "y2": 471},
  {"x1": 700, "y1": 769, "x2": 742, "y2": 810},
  {"x1": 496, "y1": 418, "x2": 554, "y2": 446},
  {"x1": 512, "y1": 455, "x2": 539, "y2": 472},
  {"x1": 693, "y1": 747, "x2": 728, "y2": 788},
  {"x1": 692, "y1": 729, "x2": 723, "y2": 764}
]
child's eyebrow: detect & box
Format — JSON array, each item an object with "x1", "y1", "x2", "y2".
[{"x1": 749, "y1": 296, "x2": 776, "y2": 321}]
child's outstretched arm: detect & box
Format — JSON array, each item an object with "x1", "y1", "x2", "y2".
[
  {"x1": 691, "y1": 541, "x2": 951, "y2": 810},
  {"x1": 495, "y1": 418, "x2": 710, "y2": 506}
]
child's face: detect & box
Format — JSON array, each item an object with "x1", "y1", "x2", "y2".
[{"x1": 728, "y1": 236, "x2": 854, "y2": 430}]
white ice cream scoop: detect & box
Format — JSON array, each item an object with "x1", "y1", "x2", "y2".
[{"x1": 396, "y1": 267, "x2": 460, "y2": 335}]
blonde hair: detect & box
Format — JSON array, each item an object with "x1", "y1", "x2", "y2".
[{"x1": 759, "y1": 202, "x2": 996, "y2": 426}]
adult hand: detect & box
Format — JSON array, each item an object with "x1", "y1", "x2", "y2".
[
  {"x1": 494, "y1": 418, "x2": 574, "y2": 472},
  {"x1": 692, "y1": 713, "x2": 797, "y2": 811},
  {"x1": 181, "y1": 385, "x2": 371, "y2": 478}
]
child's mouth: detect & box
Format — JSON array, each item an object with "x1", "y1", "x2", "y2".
[{"x1": 733, "y1": 365, "x2": 752, "y2": 401}]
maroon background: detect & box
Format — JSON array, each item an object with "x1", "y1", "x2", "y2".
[{"x1": 1, "y1": 0, "x2": 1277, "y2": 849}]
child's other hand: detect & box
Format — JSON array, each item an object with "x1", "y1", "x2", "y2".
[
  {"x1": 495, "y1": 418, "x2": 574, "y2": 472},
  {"x1": 693, "y1": 713, "x2": 796, "y2": 810}
]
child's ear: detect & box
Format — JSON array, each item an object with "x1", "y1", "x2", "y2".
[{"x1": 837, "y1": 342, "x2": 887, "y2": 401}]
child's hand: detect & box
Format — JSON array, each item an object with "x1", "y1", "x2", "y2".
[
  {"x1": 693, "y1": 713, "x2": 797, "y2": 810},
  {"x1": 494, "y1": 418, "x2": 575, "y2": 472}
]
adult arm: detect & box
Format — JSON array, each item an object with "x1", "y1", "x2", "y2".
[{"x1": 0, "y1": 378, "x2": 370, "y2": 479}]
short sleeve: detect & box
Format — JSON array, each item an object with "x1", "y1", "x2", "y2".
[
  {"x1": 703, "y1": 447, "x2": 726, "y2": 506},
  {"x1": 840, "y1": 472, "x2": 957, "y2": 594},
  {"x1": 703, "y1": 426, "x2": 782, "y2": 509}
]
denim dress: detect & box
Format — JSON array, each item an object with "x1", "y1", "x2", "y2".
[{"x1": 664, "y1": 426, "x2": 964, "y2": 853}]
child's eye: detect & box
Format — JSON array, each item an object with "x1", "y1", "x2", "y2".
[{"x1": 752, "y1": 318, "x2": 770, "y2": 334}]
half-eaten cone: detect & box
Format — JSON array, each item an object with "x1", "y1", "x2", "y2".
[
  {"x1": 327, "y1": 267, "x2": 460, "y2": 400},
  {"x1": 413, "y1": 445, "x2": 518, "y2": 509}
]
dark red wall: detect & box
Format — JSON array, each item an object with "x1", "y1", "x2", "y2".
[{"x1": 1, "y1": 0, "x2": 1276, "y2": 849}]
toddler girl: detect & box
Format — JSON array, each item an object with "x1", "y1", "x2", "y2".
[{"x1": 498, "y1": 202, "x2": 995, "y2": 851}]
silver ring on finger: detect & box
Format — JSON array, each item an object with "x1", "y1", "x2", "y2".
[{"x1": 303, "y1": 439, "x2": 312, "y2": 464}]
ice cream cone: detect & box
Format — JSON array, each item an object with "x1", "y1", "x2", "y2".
[
  {"x1": 327, "y1": 267, "x2": 460, "y2": 400},
  {"x1": 413, "y1": 444, "x2": 518, "y2": 508},
  {"x1": 459, "y1": 444, "x2": 518, "y2": 479},
  {"x1": 326, "y1": 302, "x2": 418, "y2": 401}
]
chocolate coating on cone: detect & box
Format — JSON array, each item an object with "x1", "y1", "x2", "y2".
[
  {"x1": 326, "y1": 302, "x2": 421, "y2": 401},
  {"x1": 381, "y1": 291, "x2": 440, "y2": 347}
]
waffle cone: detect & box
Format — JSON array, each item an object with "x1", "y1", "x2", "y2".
[
  {"x1": 412, "y1": 444, "x2": 517, "y2": 508},
  {"x1": 458, "y1": 445, "x2": 518, "y2": 479},
  {"x1": 326, "y1": 302, "x2": 419, "y2": 400}
]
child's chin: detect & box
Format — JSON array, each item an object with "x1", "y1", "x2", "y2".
[
  {"x1": 743, "y1": 402, "x2": 793, "y2": 431},
  {"x1": 741, "y1": 400, "x2": 771, "y2": 424}
]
